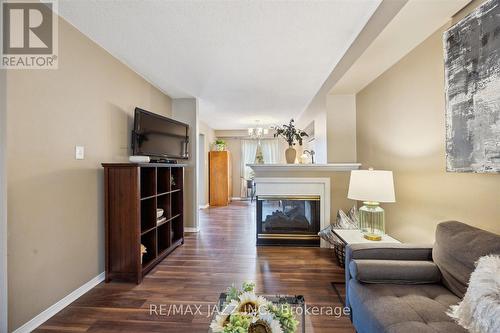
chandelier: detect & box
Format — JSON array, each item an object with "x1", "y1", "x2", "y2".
[
  {"x1": 248, "y1": 121, "x2": 269, "y2": 139},
  {"x1": 248, "y1": 127, "x2": 269, "y2": 138}
]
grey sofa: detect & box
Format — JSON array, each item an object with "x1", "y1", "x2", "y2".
[{"x1": 345, "y1": 221, "x2": 500, "y2": 333}]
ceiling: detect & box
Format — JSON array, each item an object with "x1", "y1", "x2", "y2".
[
  {"x1": 58, "y1": 0, "x2": 381, "y2": 130},
  {"x1": 331, "y1": 0, "x2": 471, "y2": 94}
]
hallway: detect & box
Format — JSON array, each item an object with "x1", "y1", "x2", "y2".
[{"x1": 37, "y1": 201, "x2": 352, "y2": 332}]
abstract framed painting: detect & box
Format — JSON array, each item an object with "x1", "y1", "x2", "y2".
[{"x1": 443, "y1": 0, "x2": 500, "y2": 173}]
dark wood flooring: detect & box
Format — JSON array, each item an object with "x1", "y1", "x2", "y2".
[{"x1": 36, "y1": 201, "x2": 353, "y2": 332}]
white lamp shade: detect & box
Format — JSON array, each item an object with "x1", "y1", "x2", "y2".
[{"x1": 348, "y1": 169, "x2": 395, "y2": 203}]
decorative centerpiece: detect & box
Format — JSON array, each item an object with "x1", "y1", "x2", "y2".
[
  {"x1": 273, "y1": 119, "x2": 308, "y2": 164},
  {"x1": 210, "y1": 282, "x2": 300, "y2": 333}
]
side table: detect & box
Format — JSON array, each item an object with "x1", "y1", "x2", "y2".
[{"x1": 332, "y1": 229, "x2": 400, "y2": 267}]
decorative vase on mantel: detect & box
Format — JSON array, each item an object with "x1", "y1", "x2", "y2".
[
  {"x1": 285, "y1": 146, "x2": 296, "y2": 164},
  {"x1": 273, "y1": 119, "x2": 308, "y2": 165}
]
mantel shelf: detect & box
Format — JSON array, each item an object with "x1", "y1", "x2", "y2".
[{"x1": 247, "y1": 163, "x2": 361, "y2": 172}]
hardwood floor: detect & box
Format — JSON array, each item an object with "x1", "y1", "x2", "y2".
[{"x1": 37, "y1": 201, "x2": 353, "y2": 332}]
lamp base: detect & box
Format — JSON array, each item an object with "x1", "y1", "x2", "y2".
[
  {"x1": 363, "y1": 234, "x2": 382, "y2": 241},
  {"x1": 359, "y1": 201, "x2": 385, "y2": 241}
]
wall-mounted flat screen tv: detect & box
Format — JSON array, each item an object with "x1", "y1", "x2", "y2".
[{"x1": 132, "y1": 107, "x2": 189, "y2": 160}]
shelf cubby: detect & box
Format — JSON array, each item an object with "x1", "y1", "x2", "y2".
[
  {"x1": 141, "y1": 228, "x2": 157, "y2": 269},
  {"x1": 157, "y1": 167, "x2": 171, "y2": 194},
  {"x1": 171, "y1": 214, "x2": 183, "y2": 244},
  {"x1": 171, "y1": 190, "x2": 183, "y2": 217},
  {"x1": 141, "y1": 197, "x2": 157, "y2": 233},
  {"x1": 140, "y1": 167, "x2": 156, "y2": 198},
  {"x1": 171, "y1": 167, "x2": 183, "y2": 191},
  {"x1": 157, "y1": 222, "x2": 171, "y2": 254},
  {"x1": 157, "y1": 193, "x2": 171, "y2": 222}
]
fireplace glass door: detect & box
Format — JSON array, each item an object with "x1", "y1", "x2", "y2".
[{"x1": 256, "y1": 195, "x2": 320, "y2": 246}]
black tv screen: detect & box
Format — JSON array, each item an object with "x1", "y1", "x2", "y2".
[{"x1": 132, "y1": 108, "x2": 189, "y2": 159}]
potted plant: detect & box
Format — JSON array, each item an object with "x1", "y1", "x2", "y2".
[
  {"x1": 214, "y1": 139, "x2": 227, "y2": 151},
  {"x1": 273, "y1": 119, "x2": 308, "y2": 164}
]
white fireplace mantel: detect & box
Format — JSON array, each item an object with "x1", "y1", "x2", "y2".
[{"x1": 247, "y1": 163, "x2": 361, "y2": 172}]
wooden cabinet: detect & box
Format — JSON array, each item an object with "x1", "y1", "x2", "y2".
[
  {"x1": 209, "y1": 151, "x2": 232, "y2": 206},
  {"x1": 102, "y1": 163, "x2": 185, "y2": 284}
]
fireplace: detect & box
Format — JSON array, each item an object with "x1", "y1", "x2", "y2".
[{"x1": 256, "y1": 195, "x2": 320, "y2": 246}]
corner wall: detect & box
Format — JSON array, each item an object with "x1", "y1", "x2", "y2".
[
  {"x1": 6, "y1": 16, "x2": 172, "y2": 330},
  {"x1": 198, "y1": 121, "x2": 215, "y2": 206},
  {"x1": 326, "y1": 94, "x2": 356, "y2": 163},
  {"x1": 356, "y1": 0, "x2": 500, "y2": 243},
  {"x1": 172, "y1": 99, "x2": 199, "y2": 230}
]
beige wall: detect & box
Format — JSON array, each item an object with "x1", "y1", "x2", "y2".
[
  {"x1": 326, "y1": 94, "x2": 357, "y2": 163},
  {"x1": 224, "y1": 138, "x2": 244, "y2": 198},
  {"x1": 199, "y1": 120, "x2": 215, "y2": 205},
  {"x1": 356, "y1": 0, "x2": 500, "y2": 243},
  {"x1": 172, "y1": 99, "x2": 198, "y2": 230},
  {"x1": 0, "y1": 59, "x2": 7, "y2": 333},
  {"x1": 6, "y1": 16, "x2": 172, "y2": 330}
]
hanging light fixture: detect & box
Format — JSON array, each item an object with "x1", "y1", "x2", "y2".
[{"x1": 248, "y1": 120, "x2": 269, "y2": 139}]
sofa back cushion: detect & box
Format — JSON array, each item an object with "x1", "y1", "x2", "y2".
[{"x1": 433, "y1": 221, "x2": 500, "y2": 298}]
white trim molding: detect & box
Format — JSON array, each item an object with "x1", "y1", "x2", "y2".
[
  {"x1": 184, "y1": 227, "x2": 200, "y2": 233},
  {"x1": 247, "y1": 163, "x2": 361, "y2": 172},
  {"x1": 231, "y1": 197, "x2": 243, "y2": 201},
  {"x1": 199, "y1": 204, "x2": 209, "y2": 209},
  {"x1": 13, "y1": 272, "x2": 105, "y2": 333},
  {"x1": 254, "y1": 177, "x2": 330, "y2": 248}
]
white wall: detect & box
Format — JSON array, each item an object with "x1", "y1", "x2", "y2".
[
  {"x1": 172, "y1": 99, "x2": 199, "y2": 230},
  {"x1": 0, "y1": 66, "x2": 8, "y2": 333}
]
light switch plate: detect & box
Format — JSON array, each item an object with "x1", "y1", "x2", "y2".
[{"x1": 75, "y1": 146, "x2": 84, "y2": 160}]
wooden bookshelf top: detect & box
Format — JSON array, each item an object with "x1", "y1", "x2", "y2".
[{"x1": 102, "y1": 162, "x2": 188, "y2": 168}]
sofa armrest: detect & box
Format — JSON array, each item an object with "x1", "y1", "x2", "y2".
[
  {"x1": 347, "y1": 243, "x2": 433, "y2": 261},
  {"x1": 344, "y1": 243, "x2": 433, "y2": 308},
  {"x1": 349, "y1": 259, "x2": 441, "y2": 284}
]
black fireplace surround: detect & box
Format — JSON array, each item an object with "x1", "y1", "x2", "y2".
[{"x1": 256, "y1": 195, "x2": 320, "y2": 247}]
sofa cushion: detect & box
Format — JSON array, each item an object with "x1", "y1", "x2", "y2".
[
  {"x1": 349, "y1": 259, "x2": 441, "y2": 284},
  {"x1": 349, "y1": 280, "x2": 466, "y2": 333},
  {"x1": 433, "y1": 221, "x2": 500, "y2": 298}
]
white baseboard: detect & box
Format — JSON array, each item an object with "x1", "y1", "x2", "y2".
[
  {"x1": 13, "y1": 272, "x2": 105, "y2": 333},
  {"x1": 198, "y1": 204, "x2": 209, "y2": 209},
  {"x1": 231, "y1": 197, "x2": 243, "y2": 201},
  {"x1": 184, "y1": 227, "x2": 200, "y2": 233}
]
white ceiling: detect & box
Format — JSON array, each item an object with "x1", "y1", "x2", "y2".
[
  {"x1": 331, "y1": 0, "x2": 471, "y2": 94},
  {"x1": 58, "y1": 0, "x2": 381, "y2": 130}
]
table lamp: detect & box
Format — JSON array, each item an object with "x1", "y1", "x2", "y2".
[{"x1": 348, "y1": 169, "x2": 395, "y2": 240}]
